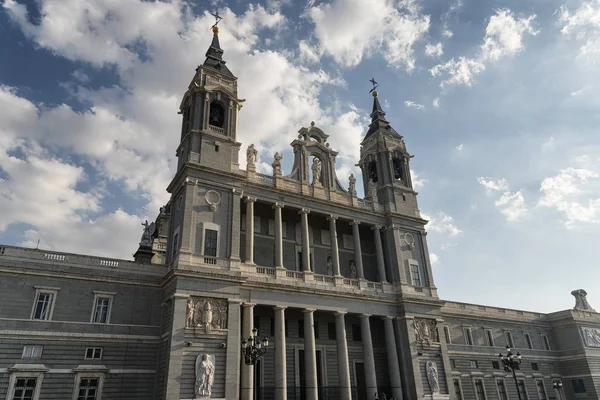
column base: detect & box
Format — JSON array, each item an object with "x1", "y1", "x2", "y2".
[
  {"x1": 334, "y1": 276, "x2": 345, "y2": 287},
  {"x1": 276, "y1": 267, "x2": 288, "y2": 279},
  {"x1": 303, "y1": 271, "x2": 314, "y2": 283},
  {"x1": 358, "y1": 279, "x2": 369, "y2": 290}
]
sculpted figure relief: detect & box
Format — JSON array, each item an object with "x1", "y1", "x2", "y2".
[
  {"x1": 414, "y1": 318, "x2": 438, "y2": 345},
  {"x1": 326, "y1": 256, "x2": 333, "y2": 276},
  {"x1": 311, "y1": 157, "x2": 322, "y2": 185},
  {"x1": 186, "y1": 297, "x2": 228, "y2": 332},
  {"x1": 426, "y1": 361, "x2": 440, "y2": 394},
  {"x1": 349, "y1": 260, "x2": 357, "y2": 279},
  {"x1": 195, "y1": 354, "x2": 215, "y2": 398},
  {"x1": 368, "y1": 178, "x2": 377, "y2": 199},
  {"x1": 582, "y1": 327, "x2": 600, "y2": 347},
  {"x1": 246, "y1": 144, "x2": 257, "y2": 168}
]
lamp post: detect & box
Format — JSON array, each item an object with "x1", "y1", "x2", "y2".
[
  {"x1": 241, "y1": 328, "x2": 269, "y2": 365},
  {"x1": 499, "y1": 345, "x2": 523, "y2": 400},
  {"x1": 553, "y1": 380, "x2": 564, "y2": 400}
]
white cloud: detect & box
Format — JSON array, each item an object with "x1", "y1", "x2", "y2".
[
  {"x1": 425, "y1": 42, "x2": 444, "y2": 58},
  {"x1": 442, "y1": 29, "x2": 453, "y2": 38},
  {"x1": 429, "y1": 252, "x2": 439, "y2": 265},
  {"x1": 538, "y1": 167, "x2": 600, "y2": 227},
  {"x1": 494, "y1": 190, "x2": 527, "y2": 221},
  {"x1": 71, "y1": 70, "x2": 90, "y2": 83},
  {"x1": 429, "y1": 9, "x2": 536, "y2": 88},
  {"x1": 559, "y1": 1, "x2": 600, "y2": 57},
  {"x1": 432, "y1": 97, "x2": 440, "y2": 108},
  {"x1": 422, "y1": 212, "x2": 463, "y2": 236},
  {"x1": 404, "y1": 100, "x2": 425, "y2": 110},
  {"x1": 411, "y1": 169, "x2": 427, "y2": 190},
  {"x1": 308, "y1": 0, "x2": 430, "y2": 70},
  {"x1": 456, "y1": 144, "x2": 463, "y2": 151},
  {"x1": 298, "y1": 40, "x2": 320, "y2": 63},
  {"x1": 477, "y1": 177, "x2": 509, "y2": 193}
]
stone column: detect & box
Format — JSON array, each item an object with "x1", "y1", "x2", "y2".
[
  {"x1": 229, "y1": 189, "x2": 242, "y2": 262},
  {"x1": 273, "y1": 203, "x2": 284, "y2": 268},
  {"x1": 245, "y1": 197, "x2": 256, "y2": 264},
  {"x1": 274, "y1": 306, "x2": 287, "y2": 400},
  {"x1": 335, "y1": 312, "x2": 352, "y2": 400},
  {"x1": 351, "y1": 221, "x2": 365, "y2": 279},
  {"x1": 373, "y1": 225, "x2": 387, "y2": 283},
  {"x1": 304, "y1": 308, "x2": 318, "y2": 400},
  {"x1": 360, "y1": 314, "x2": 378, "y2": 398},
  {"x1": 225, "y1": 300, "x2": 242, "y2": 398},
  {"x1": 383, "y1": 317, "x2": 403, "y2": 400},
  {"x1": 328, "y1": 215, "x2": 341, "y2": 276},
  {"x1": 241, "y1": 303, "x2": 255, "y2": 400},
  {"x1": 164, "y1": 294, "x2": 188, "y2": 400},
  {"x1": 299, "y1": 209, "x2": 311, "y2": 272}
]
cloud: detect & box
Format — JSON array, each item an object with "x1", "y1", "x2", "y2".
[
  {"x1": 442, "y1": 29, "x2": 454, "y2": 38},
  {"x1": 477, "y1": 177, "x2": 509, "y2": 193},
  {"x1": 494, "y1": 190, "x2": 527, "y2": 221},
  {"x1": 429, "y1": 9, "x2": 536, "y2": 88},
  {"x1": 411, "y1": 169, "x2": 427, "y2": 190},
  {"x1": 456, "y1": 144, "x2": 463, "y2": 151},
  {"x1": 429, "y1": 252, "x2": 439, "y2": 265},
  {"x1": 404, "y1": 100, "x2": 425, "y2": 110},
  {"x1": 538, "y1": 167, "x2": 600, "y2": 227},
  {"x1": 432, "y1": 97, "x2": 440, "y2": 108},
  {"x1": 425, "y1": 42, "x2": 444, "y2": 57},
  {"x1": 308, "y1": 0, "x2": 430, "y2": 70},
  {"x1": 422, "y1": 212, "x2": 463, "y2": 236},
  {"x1": 559, "y1": 0, "x2": 600, "y2": 57},
  {"x1": 298, "y1": 40, "x2": 320, "y2": 63}
]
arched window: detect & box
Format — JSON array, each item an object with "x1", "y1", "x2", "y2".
[
  {"x1": 369, "y1": 161, "x2": 378, "y2": 183},
  {"x1": 393, "y1": 158, "x2": 404, "y2": 181},
  {"x1": 209, "y1": 101, "x2": 225, "y2": 128}
]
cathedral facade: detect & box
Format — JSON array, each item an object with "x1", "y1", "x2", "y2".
[{"x1": 1, "y1": 25, "x2": 600, "y2": 400}]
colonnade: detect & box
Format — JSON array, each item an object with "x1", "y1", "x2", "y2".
[
  {"x1": 243, "y1": 197, "x2": 388, "y2": 283},
  {"x1": 239, "y1": 303, "x2": 403, "y2": 400}
]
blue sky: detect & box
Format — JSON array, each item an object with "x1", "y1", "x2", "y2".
[{"x1": 1, "y1": 0, "x2": 600, "y2": 313}]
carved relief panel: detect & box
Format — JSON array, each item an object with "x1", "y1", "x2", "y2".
[
  {"x1": 414, "y1": 318, "x2": 439, "y2": 345},
  {"x1": 582, "y1": 327, "x2": 600, "y2": 347},
  {"x1": 186, "y1": 297, "x2": 228, "y2": 332}
]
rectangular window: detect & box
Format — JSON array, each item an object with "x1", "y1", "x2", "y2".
[
  {"x1": 518, "y1": 380, "x2": 528, "y2": 399},
  {"x1": 410, "y1": 264, "x2": 421, "y2": 287},
  {"x1": 77, "y1": 377, "x2": 99, "y2": 400},
  {"x1": 11, "y1": 377, "x2": 37, "y2": 400},
  {"x1": 505, "y1": 331, "x2": 514, "y2": 348},
  {"x1": 532, "y1": 362, "x2": 539, "y2": 370},
  {"x1": 352, "y1": 324, "x2": 362, "y2": 341},
  {"x1": 486, "y1": 329, "x2": 495, "y2": 347},
  {"x1": 497, "y1": 380, "x2": 508, "y2": 400},
  {"x1": 464, "y1": 327, "x2": 474, "y2": 345},
  {"x1": 171, "y1": 233, "x2": 179, "y2": 259},
  {"x1": 572, "y1": 379, "x2": 586, "y2": 394},
  {"x1": 92, "y1": 297, "x2": 111, "y2": 324},
  {"x1": 536, "y1": 380, "x2": 547, "y2": 400},
  {"x1": 451, "y1": 359, "x2": 457, "y2": 369},
  {"x1": 525, "y1": 333, "x2": 533, "y2": 349},
  {"x1": 21, "y1": 346, "x2": 43, "y2": 359},
  {"x1": 298, "y1": 319, "x2": 304, "y2": 338},
  {"x1": 85, "y1": 348, "x2": 103, "y2": 360},
  {"x1": 328, "y1": 322, "x2": 336, "y2": 340},
  {"x1": 474, "y1": 379, "x2": 486, "y2": 400},
  {"x1": 470, "y1": 360, "x2": 479, "y2": 368},
  {"x1": 32, "y1": 292, "x2": 54, "y2": 321},
  {"x1": 541, "y1": 334, "x2": 551, "y2": 350},
  {"x1": 453, "y1": 379, "x2": 463, "y2": 400},
  {"x1": 443, "y1": 325, "x2": 451, "y2": 344},
  {"x1": 492, "y1": 361, "x2": 500, "y2": 369},
  {"x1": 203, "y1": 229, "x2": 218, "y2": 257}
]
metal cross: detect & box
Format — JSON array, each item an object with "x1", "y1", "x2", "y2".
[
  {"x1": 369, "y1": 76, "x2": 379, "y2": 93},
  {"x1": 211, "y1": 10, "x2": 222, "y2": 28}
]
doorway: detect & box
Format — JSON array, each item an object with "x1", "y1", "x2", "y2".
[{"x1": 354, "y1": 362, "x2": 366, "y2": 400}]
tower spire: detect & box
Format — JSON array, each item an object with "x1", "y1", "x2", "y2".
[
  {"x1": 202, "y1": 10, "x2": 235, "y2": 78},
  {"x1": 363, "y1": 80, "x2": 399, "y2": 141}
]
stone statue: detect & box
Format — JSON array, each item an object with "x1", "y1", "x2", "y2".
[
  {"x1": 186, "y1": 298, "x2": 196, "y2": 328},
  {"x1": 326, "y1": 256, "x2": 333, "y2": 276},
  {"x1": 311, "y1": 157, "x2": 322, "y2": 185},
  {"x1": 140, "y1": 220, "x2": 153, "y2": 247},
  {"x1": 195, "y1": 354, "x2": 215, "y2": 397},
  {"x1": 426, "y1": 361, "x2": 440, "y2": 394},
  {"x1": 272, "y1": 152, "x2": 283, "y2": 175},
  {"x1": 246, "y1": 144, "x2": 257, "y2": 169},
  {"x1": 368, "y1": 178, "x2": 377, "y2": 199},
  {"x1": 572, "y1": 289, "x2": 596, "y2": 312},
  {"x1": 349, "y1": 260, "x2": 357, "y2": 279},
  {"x1": 348, "y1": 173, "x2": 356, "y2": 193}
]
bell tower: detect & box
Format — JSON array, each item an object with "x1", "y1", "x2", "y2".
[
  {"x1": 358, "y1": 86, "x2": 418, "y2": 215},
  {"x1": 176, "y1": 23, "x2": 244, "y2": 173}
]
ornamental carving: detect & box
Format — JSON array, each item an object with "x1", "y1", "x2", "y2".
[
  {"x1": 582, "y1": 327, "x2": 600, "y2": 347},
  {"x1": 414, "y1": 318, "x2": 438, "y2": 345},
  {"x1": 186, "y1": 297, "x2": 228, "y2": 332}
]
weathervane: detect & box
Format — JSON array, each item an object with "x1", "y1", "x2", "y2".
[
  {"x1": 211, "y1": 10, "x2": 222, "y2": 29},
  {"x1": 369, "y1": 76, "x2": 379, "y2": 94}
]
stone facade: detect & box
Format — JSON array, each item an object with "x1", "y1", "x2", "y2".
[{"x1": 1, "y1": 26, "x2": 600, "y2": 400}]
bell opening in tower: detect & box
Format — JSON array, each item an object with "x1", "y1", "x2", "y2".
[
  {"x1": 392, "y1": 158, "x2": 404, "y2": 182},
  {"x1": 369, "y1": 161, "x2": 378, "y2": 183},
  {"x1": 209, "y1": 101, "x2": 225, "y2": 128}
]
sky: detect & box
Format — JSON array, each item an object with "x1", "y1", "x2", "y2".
[{"x1": 1, "y1": 0, "x2": 600, "y2": 313}]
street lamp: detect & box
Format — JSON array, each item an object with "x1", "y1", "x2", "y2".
[
  {"x1": 241, "y1": 328, "x2": 269, "y2": 365},
  {"x1": 553, "y1": 380, "x2": 564, "y2": 400},
  {"x1": 499, "y1": 345, "x2": 523, "y2": 400}
]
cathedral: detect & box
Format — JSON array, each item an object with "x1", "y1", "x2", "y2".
[{"x1": 2, "y1": 22, "x2": 600, "y2": 400}]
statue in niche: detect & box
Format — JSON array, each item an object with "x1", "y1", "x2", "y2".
[
  {"x1": 572, "y1": 289, "x2": 595, "y2": 312},
  {"x1": 326, "y1": 256, "x2": 333, "y2": 276},
  {"x1": 368, "y1": 179, "x2": 377, "y2": 199},
  {"x1": 426, "y1": 361, "x2": 440, "y2": 394},
  {"x1": 195, "y1": 354, "x2": 215, "y2": 398},
  {"x1": 311, "y1": 157, "x2": 322, "y2": 185},
  {"x1": 414, "y1": 318, "x2": 438, "y2": 345},
  {"x1": 140, "y1": 220, "x2": 153, "y2": 247},
  {"x1": 272, "y1": 152, "x2": 283, "y2": 175},
  {"x1": 348, "y1": 174, "x2": 356, "y2": 193},
  {"x1": 246, "y1": 144, "x2": 257, "y2": 169},
  {"x1": 349, "y1": 260, "x2": 357, "y2": 279}
]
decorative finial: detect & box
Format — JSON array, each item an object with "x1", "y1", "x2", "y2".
[
  {"x1": 211, "y1": 10, "x2": 222, "y2": 33},
  {"x1": 572, "y1": 289, "x2": 596, "y2": 312},
  {"x1": 310, "y1": 121, "x2": 315, "y2": 127},
  {"x1": 369, "y1": 76, "x2": 379, "y2": 97}
]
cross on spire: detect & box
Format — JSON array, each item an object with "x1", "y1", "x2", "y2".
[
  {"x1": 369, "y1": 76, "x2": 379, "y2": 94},
  {"x1": 211, "y1": 10, "x2": 222, "y2": 29}
]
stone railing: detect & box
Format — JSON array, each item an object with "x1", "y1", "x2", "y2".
[
  {"x1": 255, "y1": 173, "x2": 274, "y2": 185},
  {"x1": 208, "y1": 125, "x2": 225, "y2": 135},
  {"x1": 343, "y1": 278, "x2": 360, "y2": 287}
]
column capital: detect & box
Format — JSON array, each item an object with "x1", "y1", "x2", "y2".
[
  {"x1": 350, "y1": 220, "x2": 361, "y2": 226},
  {"x1": 228, "y1": 299, "x2": 243, "y2": 305},
  {"x1": 381, "y1": 316, "x2": 394, "y2": 321},
  {"x1": 333, "y1": 311, "x2": 347, "y2": 316},
  {"x1": 298, "y1": 208, "x2": 311, "y2": 215},
  {"x1": 241, "y1": 302, "x2": 256, "y2": 308},
  {"x1": 371, "y1": 225, "x2": 383, "y2": 231},
  {"x1": 245, "y1": 196, "x2": 257, "y2": 202},
  {"x1": 272, "y1": 202, "x2": 285, "y2": 209},
  {"x1": 327, "y1": 214, "x2": 338, "y2": 221},
  {"x1": 359, "y1": 313, "x2": 372, "y2": 319},
  {"x1": 303, "y1": 308, "x2": 316, "y2": 313},
  {"x1": 273, "y1": 305, "x2": 288, "y2": 310}
]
